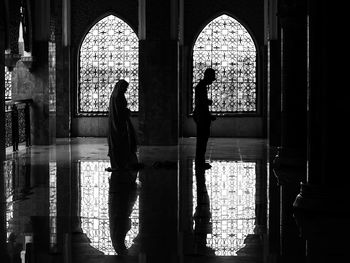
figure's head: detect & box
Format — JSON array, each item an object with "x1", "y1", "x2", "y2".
[
  {"x1": 115, "y1": 79, "x2": 129, "y2": 94},
  {"x1": 203, "y1": 68, "x2": 216, "y2": 84}
]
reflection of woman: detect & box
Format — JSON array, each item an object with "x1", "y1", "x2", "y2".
[
  {"x1": 109, "y1": 171, "x2": 138, "y2": 255},
  {"x1": 108, "y1": 80, "x2": 138, "y2": 169}
]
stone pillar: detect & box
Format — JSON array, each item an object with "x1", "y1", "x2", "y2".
[
  {"x1": 138, "y1": 0, "x2": 179, "y2": 145},
  {"x1": 294, "y1": 0, "x2": 349, "y2": 212},
  {"x1": 266, "y1": 30, "x2": 282, "y2": 261},
  {"x1": 277, "y1": 0, "x2": 307, "y2": 159},
  {"x1": 267, "y1": 39, "x2": 281, "y2": 147},
  {"x1": 293, "y1": 2, "x2": 350, "y2": 261},
  {"x1": 266, "y1": 0, "x2": 281, "y2": 148},
  {"x1": 139, "y1": 166, "x2": 178, "y2": 261},
  {"x1": 266, "y1": 6, "x2": 282, "y2": 254},
  {"x1": 271, "y1": 0, "x2": 307, "y2": 260},
  {"x1": 56, "y1": 0, "x2": 71, "y2": 138},
  {"x1": 55, "y1": 141, "x2": 72, "y2": 260}
]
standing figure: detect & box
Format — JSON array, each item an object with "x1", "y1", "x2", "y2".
[
  {"x1": 108, "y1": 79, "x2": 138, "y2": 170},
  {"x1": 193, "y1": 68, "x2": 216, "y2": 169}
]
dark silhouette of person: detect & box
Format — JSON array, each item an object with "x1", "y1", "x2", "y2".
[
  {"x1": 193, "y1": 166, "x2": 214, "y2": 255},
  {"x1": 107, "y1": 79, "x2": 138, "y2": 170},
  {"x1": 193, "y1": 68, "x2": 216, "y2": 169},
  {"x1": 108, "y1": 170, "x2": 139, "y2": 255}
]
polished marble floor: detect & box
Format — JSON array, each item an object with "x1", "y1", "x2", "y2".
[{"x1": 2, "y1": 137, "x2": 331, "y2": 263}]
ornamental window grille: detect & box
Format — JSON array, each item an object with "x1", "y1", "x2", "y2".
[
  {"x1": 4, "y1": 160, "x2": 14, "y2": 240},
  {"x1": 49, "y1": 162, "x2": 57, "y2": 250},
  {"x1": 78, "y1": 15, "x2": 139, "y2": 115},
  {"x1": 5, "y1": 67, "x2": 12, "y2": 100},
  {"x1": 192, "y1": 160, "x2": 256, "y2": 256},
  {"x1": 192, "y1": 14, "x2": 257, "y2": 113},
  {"x1": 79, "y1": 161, "x2": 139, "y2": 255}
]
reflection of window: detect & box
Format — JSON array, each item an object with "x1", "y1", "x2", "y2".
[
  {"x1": 49, "y1": 162, "x2": 57, "y2": 249},
  {"x1": 193, "y1": 161, "x2": 256, "y2": 256},
  {"x1": 78, "y1": 15, "x2": 139, "y2": 115},
  {"x1": 5, "y1": 67, "x2": 12, "y2": 100},
  {"x1": 80, "y1": 161, "x2": 139, "y2": 255},
  {"x1": 4, "y1": 160, "x2": 14, "y2": 239},
  {"x1": 193, "y1": 14, "x2": 256, "y2": 113}
]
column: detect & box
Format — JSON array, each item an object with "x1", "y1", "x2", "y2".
[
  {"x1": 266, "y1": 0, "x2": 281, "y2": 256},
  {"x1": 266, "y1": 0, "x2": 281, "y2": 148},
  {"x1": 138, "y1": 0, "x2": 179, "y2": 145},
  {"x1": 273, "y1": 0, "x2": 308, "y2": 173},
  {"x1": 271, "y1": 0, "x2": 307, "y2": 260},
  {"x1": 56, "y1": 0, "x2": 71, "y2": 138},
  {"x1": 292, "y1": 1, "x2": 349, "y2": 261},
  {"x1": 139, "y1": 164, "x2": 178, "y2": 261},
  {"x1": 294, "y1": 0, "x2": 349, "y2": 211}
]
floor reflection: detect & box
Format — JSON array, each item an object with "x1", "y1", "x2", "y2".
[
  {"x1": 4, "y1": 160, "x2": 14, "y2": 241},
  {"x1": 4, "y1": 155, "x2": 36, "y2": 263},
  {"x1": 79, "y1": 160, "x2": 140, "y2": 255},
  {"x1": 49, "y1": 161, "x2": 57, "y2": 251},
  {"x1": 2, "y1": 138, "x2": 267, "y2": 262},
  {"x1": 192, "y1": 160, "x2": 256, "y2": 256}
]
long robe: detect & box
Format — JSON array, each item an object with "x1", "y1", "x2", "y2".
[
  {"x1": 107, "y1": 80, "x2": 137, "y2": 169},
  {"x1": 193, "y1": 79, "x2": 212, "y2": 164}
]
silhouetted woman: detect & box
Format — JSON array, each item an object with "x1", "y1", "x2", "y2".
[{"x1": 108, "y1": 79, "x2": 138, "y2": 170}]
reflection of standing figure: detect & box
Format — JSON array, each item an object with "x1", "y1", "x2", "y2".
[
  {"x1": 193, "y1": 166, "x2": 214, "y2": 255},
  {"x1": 107, "y1": 80, "x2": 138, "y2": 170},
  {"x1": 193, "y1": 68, "x2": 216, "y2": 170},
  {"x1": 108, "y1": 171, "x2": 139, "y2": 255}
]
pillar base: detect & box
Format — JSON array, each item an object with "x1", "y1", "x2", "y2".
[
  {"x1": 272, "y1": 147, "x2": 306, "y2": 185},
  {"x1": 293, "y1": 183, "x2": 347, "y2": 213},
  {"x1": 293, "y1": 183, "x2": 349, "y2": 253}
]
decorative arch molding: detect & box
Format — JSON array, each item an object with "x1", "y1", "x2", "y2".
[
  {"x1": 192, "y1": 14, "x2": 257, "y2": 113},
  {"x1": 77, "y1": 14, "x2": 139, "y2": 115}
]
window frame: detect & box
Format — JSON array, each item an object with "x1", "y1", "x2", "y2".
[
  {"x1": 76, "y1": 13, "x2": 139, "y2": 117},
  {"x1": 188, "y1": 13, "x2": 261, "y2": 117}
]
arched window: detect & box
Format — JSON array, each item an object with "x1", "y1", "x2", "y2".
[
  {"x1": 78, "y1": 15, "x2": 139, "y2": 115},
  {"x1": 193, "y1": 14, "x2": 257, "y2": 113},
  {"x1": 5, "y1": 66, "x2": 12, "y2": 100}
]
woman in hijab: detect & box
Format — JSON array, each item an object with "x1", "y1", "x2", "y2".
[{"x1": 108, "y1": 79, "x2": 138, "y2": 170}]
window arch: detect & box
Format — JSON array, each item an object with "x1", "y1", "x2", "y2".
[
  {"x1": 78, "y1": 15, "x2": 139, "y2": 115},
  {"x1": 192, "y1": 14, "x2": 257, "y2": 113}
]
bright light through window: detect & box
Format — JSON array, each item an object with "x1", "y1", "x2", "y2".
[
  {"x1": 78, "y1": 15, "x2": 139, "y2": 114},
  {"x1": 193, "y1": 15, "x2": 257, "y2": 113}
]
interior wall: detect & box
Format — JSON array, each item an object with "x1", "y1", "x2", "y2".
[
  {"x1": 72, "y1": 116, "x2": 139, "y2": 138},
  {"x1": 69, "y1": 0, "x2": 266, "y2": 138}
]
